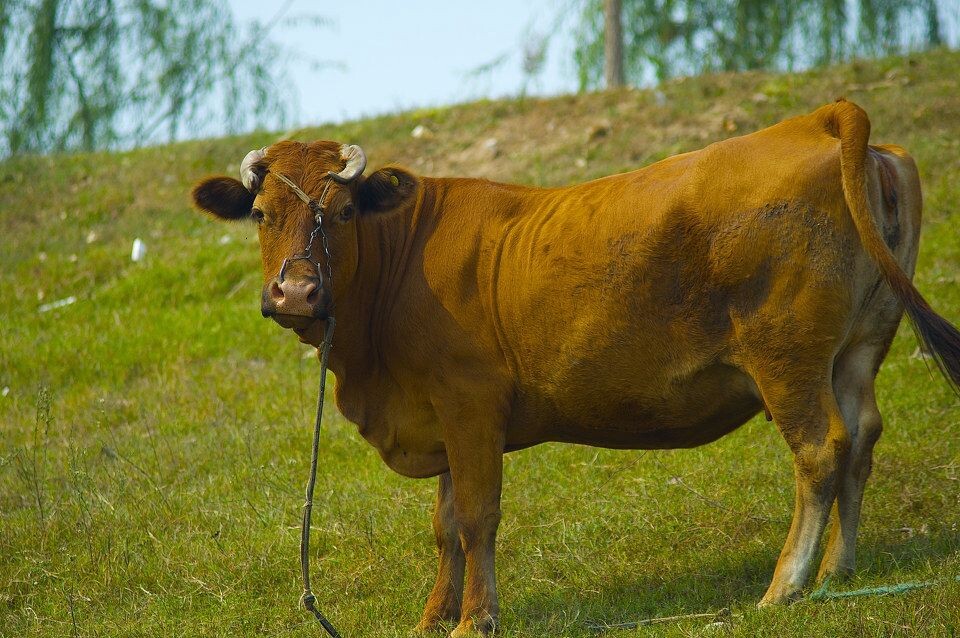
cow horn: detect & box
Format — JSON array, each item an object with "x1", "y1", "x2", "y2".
[
  {"x1": 240, "y1": 147, "x2": 267, "y2": 192},
  {"x1": 329, "y1": 144, "x2": 366, "y2": 184}
]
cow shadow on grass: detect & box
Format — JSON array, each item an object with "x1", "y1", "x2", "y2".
[
  {"x1": 511, "y1": 547, "x2": 772, "y2": 630},
  {"x1": 510, "y1": 527, "x2": 960, "y2": 630},
  {"x1": 857, "y1": 526, "x2": 960, "y2": 577}
]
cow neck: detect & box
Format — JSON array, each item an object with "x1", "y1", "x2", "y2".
[{"x1": 323, "y1": 177, "x2": 432, "y2": 386}]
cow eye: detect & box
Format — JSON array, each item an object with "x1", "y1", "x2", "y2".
[
  {"x1": 251, "y1": 208, "x2": 265, "y2": 224},
  {"x1": 340, "y1": 204, "x2": 355, "y2": 222}
]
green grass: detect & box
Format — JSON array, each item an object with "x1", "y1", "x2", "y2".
[{"x1": 2, "y1": 49, "x2": 959, "y2": 637}]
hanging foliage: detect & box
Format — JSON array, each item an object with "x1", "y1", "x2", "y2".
[
  {"x1": 0, "y1": 0, "x2": 299, "y2": 156},
  {"x1": 573, "y1": 0, "x2": 954, "y2": 90}
]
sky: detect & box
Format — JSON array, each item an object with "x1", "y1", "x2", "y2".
[
  {"x1": 228, "y1": 0, "x2": 581, "y2": 129},
  {"x1": 226, "y1": 1, "x2": 960, "y2": 133}
]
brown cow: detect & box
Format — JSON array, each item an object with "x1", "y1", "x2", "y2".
[{"x1": 192, "y1": 99, "x2": 960, "y2": 636}]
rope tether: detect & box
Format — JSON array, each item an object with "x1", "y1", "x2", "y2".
[{"x1": 299, "y1": 318, "x2": 342, "y2": 638}]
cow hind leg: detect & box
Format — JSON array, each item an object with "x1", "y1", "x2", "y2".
[
  {"x1": 757, "y1": 376, "x2": 851, "y2": 605},
  {"x1": 817, "y1": 345, "x2": 885, "y2": 582},
  {"x1": 416, "y1": 472, "x2": 465, "y2": 633}
]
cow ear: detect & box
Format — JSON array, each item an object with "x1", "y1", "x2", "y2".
[
  {"x1": 356, "y1": 168, "x2": 417, "y2": 214},
  {"x1": 191, "y1": 176, "x2": 254, "y2": 221}
]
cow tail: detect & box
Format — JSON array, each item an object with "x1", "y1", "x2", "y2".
[{"x1": 835, "y1": 98, "x2": 960, "y2": 396}]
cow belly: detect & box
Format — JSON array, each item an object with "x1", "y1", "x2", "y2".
[
  {"x1": 550, "y1": 392, "x2": 763, "y2": 449},
  {"x1": 508, "y1": 363, "x2": 764, "y2": 450}
]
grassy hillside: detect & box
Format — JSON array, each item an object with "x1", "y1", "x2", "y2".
[{"x1": 1, "y1": 49, "x2": 959, "y2": 637}]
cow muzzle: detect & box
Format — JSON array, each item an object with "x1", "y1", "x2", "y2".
[{"x1": 261, "y1": 275, "x2": 330, "y2": 329}]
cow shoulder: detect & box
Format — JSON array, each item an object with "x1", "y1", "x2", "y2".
[{"x1": 356, "y1": 166, "x2": 418, "y2": 214}]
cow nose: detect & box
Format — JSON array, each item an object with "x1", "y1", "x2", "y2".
[{"x1": 265, "y1": 276, "x2": 321, "y2": 316}]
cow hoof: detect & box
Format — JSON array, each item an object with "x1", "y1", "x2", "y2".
[
  {"x1": 414, "y1": 617, "x2": 452, "y2": 634},
  {"x1": 816, "y1": 562, "x2": 855, "y2": 584},
  {"x1": 416, "y1": 603, "x2": 460, "y2": 633},
  {"x1": 412, "y1": 620, "x2": 442, "y2": 634},
  {"x1": 449, "y1": 614, "x2": 497, "y2": 637},
  {"x1": 758, "y1": 584, "x2": 804, "y2": 607}
]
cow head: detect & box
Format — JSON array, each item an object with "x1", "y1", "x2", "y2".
[{"x1": 191, "y1": 140, "x2": 416, "y2": 339}]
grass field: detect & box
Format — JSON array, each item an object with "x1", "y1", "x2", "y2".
[{"x1": 2, "y1": 49, "x2": 959, "y2": 637}]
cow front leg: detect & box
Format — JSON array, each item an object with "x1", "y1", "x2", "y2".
[
  {"x1": 416, "y1": 472, "x2": 465, "y2": 633},
  {"x1": 444, "y1": 427, "x2": 504, "y2": 637}
]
